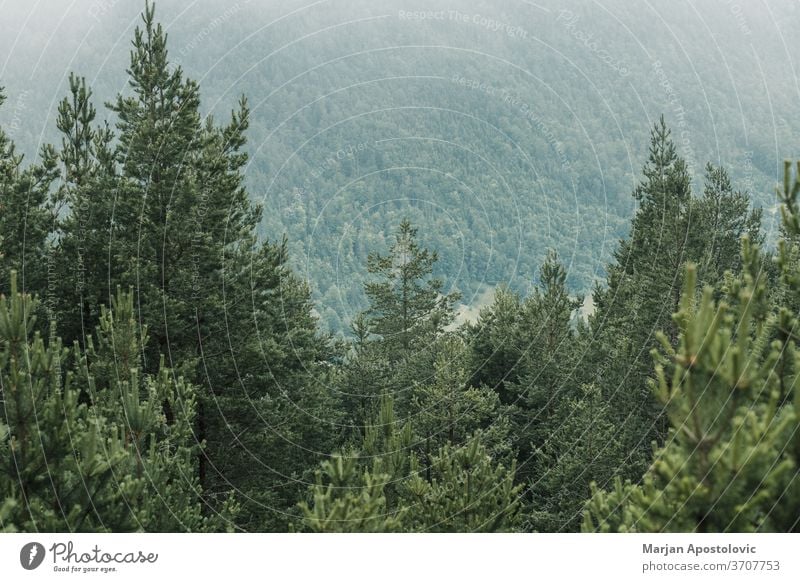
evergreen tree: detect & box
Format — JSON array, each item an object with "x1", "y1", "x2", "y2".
[
  {"x1": 0, "y1": 272, "x2": 231, "y2": 531},
  {"x1": 75, "y1": 287, "x2": 234, "y2": 531},
  {"x1": 404, "y1": 438, "x2": 522, "y2": 532},
  {"x1": 466, "y1": 286, "x2": 525, "y2": 403},
  {"x1": 364, "y1": 218, "x2": 460, "y2": 358},
  {"x1": 336, "y1": 312, "x2": 388, "y2": 433},
  {"x1": 462, "y1": 250, "x2": 586, "y2": 530},
  {"x1": 0, "y1": 86, "x2": 58, "y2": 303},
  {"x1": 299, "y1": 393, "x2": 520, "y2": 532},
  {"x1": 46, "y1": 2, "x2": 340, "y2": 530},
  {"x1": 0, "y1": 497, "x2": 16, "y2": 532},
  {"x1": 583, "y1": 162, "x2": 800, "y2": 532},
  {"x1": 587, "y1": 118, "x2": 763, "y2": 477},
  {"x1": 528, "y1": 384, "x2": 621, "y2": 532},
  {"x1": 345, "y1": 218, "x2": 460, "y2": 422},
  {"x1": 510, "y1": 250, "x2": 582, "y2": 466},
  {"x1": 3, "y1": 11, "x2": 793, "y2": 534},
  {"x1": 695, "y1": 162, "x2": 764, "y2": 285},
  {"x1": 411, "y1": 334, "x2": 510, "y2": 472},
  {"x1": 298, "y1": 393, "x2": 411, "y2": 531},
  {"x1": 591, "y1": 118, "x2": 692, "y2": 442},
  {"x1": 52, "y1": 73, "x2": 118, "y2": 348},
  {"x1": 197, "y1": 236, "x2": 341, "y2": 530},
  {"x1": 106, "y1": 0, "x2": 212, "y2": 367},
  {"x1": 298, "y1": 453, "x2": 403, "y2": 532},
  {"x1": 0, "y1": 273, "x2": 140, "y2": 531}
]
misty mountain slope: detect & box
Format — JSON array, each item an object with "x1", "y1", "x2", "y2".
[{"x1": 1, "y1": 0, "x2": 797, "y2": 332}]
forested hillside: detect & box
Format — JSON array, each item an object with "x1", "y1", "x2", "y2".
[
  {"x1": 1, "y1": 2, "x2": 799, "y2": 533},
  {"x1": 1, "y1": 0, "x2": 798, "y2": 332}
]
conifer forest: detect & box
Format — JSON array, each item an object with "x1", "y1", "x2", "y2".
[{"x1": 1, "y1": 0, "x2": 799, "y2": 533}]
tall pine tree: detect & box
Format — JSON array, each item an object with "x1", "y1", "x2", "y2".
[
  {"x1": 586, "y1": 118, "x2": 763, "y2": 478},
  {"x1": 583, "y1": 162, "x2": 800, "y2": 532},
  {"x1": 343, "y1": 218, "x2": 460, "y2": 424},
  {"x1": 48, "y1": 2, "x2": 340, "y2": 530}
]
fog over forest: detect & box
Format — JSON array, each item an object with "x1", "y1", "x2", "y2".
[{"x1": 2, "y1": 0, "x2": 798, "y2": 331}]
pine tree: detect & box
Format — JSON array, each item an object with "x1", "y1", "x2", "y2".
[
  {"x1": 404, "y1": 438, "x2": 522, "y2": 532},
  {"x1": 0, "y1": 271, "x2": 232, "y2": 531},
  {"x1": 0, "y1": 86, "x2": 58, "y2": 303},
  {"x1": 0, "y1": 497, "x2": 16, "y2": 532},
  {"x1": 695, "y1": 162, "x2": 763, "y2": 285},
  {"x1": 0, "y1": 272, "x2": 141, "y2": 531},
  {"x1": 298, "y1": 393, "x2": 411, "y2": 531},
  {"x1": 462, "y1": 250, "x2": 585, "y2": 530},
  {"x1": 466, "y1": 286, "x2": 525, "y2": 403},
  {"x1": 528, "y1": 384, "x2": 621, "y2": 532},
  {"x1": 345, "y1": 218, "x2": 461, "y2": 422},
  {"x1": 298, "y1": 454, "x2": 404, "y2": 533},
  {"x1": 299, "y1": 393, "x2": 520, "y2": 532},
  {"x1": 582, "y1": 161, "x2": 800, "y2": 532},
  {"x1": 592, "y1": 117, "x2": 692, "y2": 440},
  {"x1": 52, "y1": 73, "x2": 117, "y2": 349},
  {"x1": 410, "y1": 335, "x2": 510, "y2": 481},
  {"x1": 106, "y1": 0, "x2": 208, "y2": 367},
  {"x1": 468, "y1": 251, "x2": 580, "y2": 498},
  {"x1": 364, "y1": 218, "x2": 460, "y2": 357},
  {"x1": 75, "y1": 287, "x2": 234, "y2": 531},
  {"x1": 511, "y1": 250, "x2": 582, "y2": 462},
  {"x1": 587, "y1": 118, "x2": 763, "y2": 477},
  {"x1": 46, "y1": 3, "x2": 340, "y2": 530},
  {"x1": 337, "y1": 312, "x2": 389, "y2": 432}
]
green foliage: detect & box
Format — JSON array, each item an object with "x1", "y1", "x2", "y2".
[
  {"x1": 299, "y1": 454, "x2": 403, "y2": 533},
  {"x1": 0, "y1": 272, "x2": 237, "y2": 531},
  {"x1": 0, "y1": 497, "x2": 16, "y2": 532},
  {"x1": 299, "y1": 394, "x2": 520, "y2": 532},
  {"x1": 0, "y1": 86, "x2": 58, "y2": 304},
  {"x1": 696, "y1": 163, "x2": 764, "y2": 284},
  {"x1": 404, "y1": 438, "x2": 522, "y2": 532},
  {"x1": 411, "y1": 335, "x2": 509, "y2": 459},
  {"x1": 76, "y1": 287, "x2": 233, "y2": 531},
  {"x1": 51, "y1": 72, "x2": 117, "y2": 346},
  {"x1": 298, "y1": 393, "x2": 410, "y2": 531},
  {"x1": 364, "y1": 218, "x2": 460, "y2": 356},
  {"x1": 528, "y1": 384, "x2": 621, "y2": 532},
  {"x1": 467, "y1": 249, "x2": 585, "y2": 520},
  {"x1": 2, "y1": 1, "x2": 795, "y2": 534},
  {"x1": 38, "y1": 2, "x2": 341, "y2": 531},
  {"x1": 510, "y1": 250, "x2": 582, "y2": 454},
  {"x1": 341, "y1": 219, "x2": 461, "y2": 424},
  {"x1": 0, "y1": 273, "x2": 141, "y2": 531},
  {"x1": 587, "y1": 119, "x2": 763, "y2": 478},
  {"x1": 583, "y1": 162, "x2": 800, "y2": 532},
  {"x1": 466, "y1": 286, "x2": 525, "y2": 402}
]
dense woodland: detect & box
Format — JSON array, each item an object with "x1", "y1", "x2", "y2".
[
  {"x1": 1, "y1": 3, "x2": 800, "y2": 532},
  {"x1": 2, "y1": 0, "x2": 798, "y2": 333}
]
